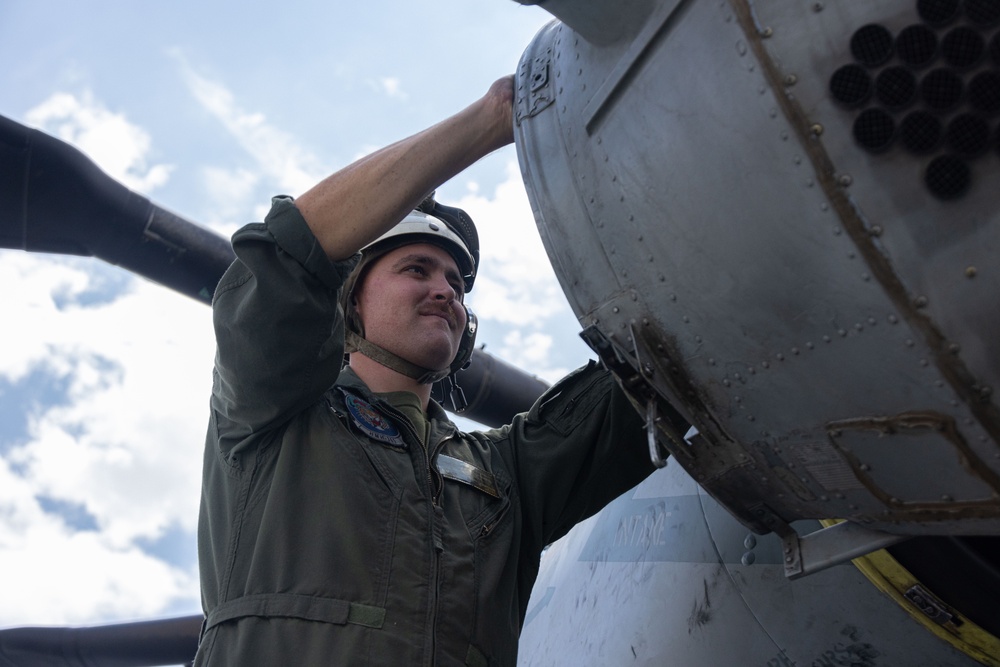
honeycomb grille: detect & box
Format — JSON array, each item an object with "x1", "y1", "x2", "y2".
[{"x1": 830, "y1": 0, "x2": 1000, "y2": 199}]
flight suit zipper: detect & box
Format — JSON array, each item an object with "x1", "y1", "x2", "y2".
[
  {"x1": 424, "y1": 431, "x2": 452, "y2": 666},
  {"x1": 376, "y1": 400, "x2": 447, "y2": 666},
  {"x1": 480, "y1": 499, "x2": 510, "y2": 538},
  {"x1": 424, "y1": 438, "x2": 445, "y2": 667}
]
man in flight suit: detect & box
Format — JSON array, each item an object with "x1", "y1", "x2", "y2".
[{"x1": 196, "y1": 75, "x2": 655, "y2": 666}]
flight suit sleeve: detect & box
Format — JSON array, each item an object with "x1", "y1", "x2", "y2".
[
  {"x1": 209, "y1": 196, "x2": 359, "y2": 455},
  {"x1": 502, "y1": 360, "x2": 657, "y2": 550}
]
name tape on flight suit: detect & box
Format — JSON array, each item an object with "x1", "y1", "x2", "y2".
[{"x1": 435, "y1": 454, "x2": 500, "y2": 498}]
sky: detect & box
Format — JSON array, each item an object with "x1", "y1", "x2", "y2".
[{"x1": 0, "y1": 0, "x2": 592, "y2": 634}]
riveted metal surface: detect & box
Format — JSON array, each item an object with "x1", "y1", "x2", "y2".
[
  {"x1": 746, "y1": 0, "x2": 1000, "y2": 528},
  {"x1": 514, "y1": 0, "x2": 1000, "y2": 536},
  {"x1": 518, "y1": 461, "x2": 983, "y2": 666}
]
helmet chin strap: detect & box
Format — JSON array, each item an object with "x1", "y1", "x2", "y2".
[{"x1": 346, "y1": 330, "x2": 451, "y2": 385}]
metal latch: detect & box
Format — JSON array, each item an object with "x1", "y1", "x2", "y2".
[{"x1": 904, "y1": 585, "x2": 957, "y2": 626}]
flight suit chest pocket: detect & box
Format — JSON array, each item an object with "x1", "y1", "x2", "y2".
[
  {"x1": 436, "y1": 453, "x2": 512, "y2": 540},
  {"x1": 327, "y1": 402, "x2": 406, "y2": 500}
]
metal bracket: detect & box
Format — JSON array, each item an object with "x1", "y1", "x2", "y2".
[
  {"x1": 782, "y1": 520, "x2": 910, "y2": 580},
  {"x1": 580, "y1": 324, "x2": 645, "y2": 393},
  {"x1": 646, "y1": 398, "x2": 669, "y2": 468},
  {"x1": 580, "y1": 323, "x2": 673, "y2": 468},
  {"x1": 516, "y1": 49, "x2": 555, "y2": 125}
]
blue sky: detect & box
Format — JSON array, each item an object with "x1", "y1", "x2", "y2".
[{"x1": 0, "y1": 0, "x2": 592, "y2": 629}]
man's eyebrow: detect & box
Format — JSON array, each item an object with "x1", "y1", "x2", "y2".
[
  {"x1": 391, "y1": 253, "x2": 464, "y2": 284},
  {"x1": 390, "y1": 252, "x2": 439, "y2": 270}
]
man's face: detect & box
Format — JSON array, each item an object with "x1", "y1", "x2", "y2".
[{"x1": 354, "y1": 242, "x2": 468, "y2": 372}]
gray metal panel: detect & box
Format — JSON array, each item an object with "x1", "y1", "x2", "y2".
[
  {"x1": 514, "y1": 0, "x2": 1000, "y2": 536},
  {"x1": 754, "y1": 0, "x2": 1000, "y2": 407},
  {"x1": 746, "y1": 0, "x2": 1000, "y2": 521},
  {"x1": 697, "y1": 482, "x2": 981, "y2": 667},
  {"x1": 519, "y1": 461, "x2": 785, "y2": 667},
  {"x1": 517, "y1": 461, "x2": 981, "y2": 666}
]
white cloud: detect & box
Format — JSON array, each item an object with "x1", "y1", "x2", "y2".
[
  {"x1": 0, "y1": 251, "x2": 212, "y2": 624},
  {"x1": 0, "y1": 458, "x2": 196, "y2": 625},
  {"x1": 174, "y1": 57, "x2": 329, "y2": 196},
  {"x1": 24, "y1": 92, "x2": 174, "y2": 193},
  {"x1": 457, "y1": 160, "x2": 587, "y2": 380},
  {"x1": 2, "y1": 98, "x2": 209, "y2": 615},
  {"x1": 0, "y1": 79, "x2": 213, "y2": 625},
  {"x1": 200, "y1": 165, "x2": 260, "y2": 235},
  {"x1": 0, "y1": 254, "x2": 88, "y2": 381},
  {"x1": 498, "y1": 330, "x2": 569, "y2": 384},
  {"x1": 460, "y1": 161, "x2": 573, "y2": 327},
  {"x1": 370, "y1": 76, "x2": 408, "y2": 100}
]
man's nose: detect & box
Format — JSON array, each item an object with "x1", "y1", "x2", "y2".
[{"x1": 431, "y1": 275, "x2": 457, "y2": 301}]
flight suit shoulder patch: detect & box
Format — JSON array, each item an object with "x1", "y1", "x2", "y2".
[{"x1": 342, "y1": 391, "x2": 406, "y2": 448}]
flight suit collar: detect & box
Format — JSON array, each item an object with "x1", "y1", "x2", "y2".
[{"x1": 333, "y1": 367, "x2": 458, "y2": 447}]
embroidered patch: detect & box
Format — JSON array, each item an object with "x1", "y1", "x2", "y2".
[{"x1": 344, "y1": 393, "x2": 406, "y2": 448}]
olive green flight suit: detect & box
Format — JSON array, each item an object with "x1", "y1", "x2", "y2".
[{"x1": 196, "y1": 197, "x2": 654, "y2": 666}]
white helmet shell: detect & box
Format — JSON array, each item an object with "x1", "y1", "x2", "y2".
[{"x1": 364, "y1": 210, "x2": 476, "y2": 288}]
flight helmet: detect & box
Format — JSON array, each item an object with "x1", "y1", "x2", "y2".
[{"x1": 342, "y1": 193, "x2": 480, "y2": 386}]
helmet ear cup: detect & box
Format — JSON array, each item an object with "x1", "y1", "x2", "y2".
[
  {"x1": 450, "y1": 304, "x2": 478, "y2": 375},
  {"x1": 340, "y1": 256, "x2": 379, "y2": 353}
]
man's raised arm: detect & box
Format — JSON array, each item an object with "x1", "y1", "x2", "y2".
[{"x1": 295, "y1": 76, "x2": 515, "y2": 261}]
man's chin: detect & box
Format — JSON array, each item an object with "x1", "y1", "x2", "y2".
[{"x1": 402, "y1": 343, "x2": 456, "y2": 375}]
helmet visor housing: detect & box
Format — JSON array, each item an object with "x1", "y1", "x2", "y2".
[{"x1": 361, "y1": 209, "x2": 476, "y2": 293}]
